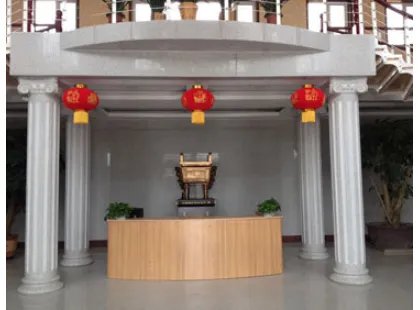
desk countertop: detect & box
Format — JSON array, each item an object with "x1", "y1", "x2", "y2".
[{"x1": 109, "y1": 215, "x2": 282, "y2": 222}]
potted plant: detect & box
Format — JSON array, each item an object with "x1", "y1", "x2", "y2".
[
  {"x1": 148, "y1": 0, "x2": 166, "y2": 20},
  {"x1": 260, "y1": 0, "x2": 283, "y2": 24},
  {"x1": 102, "y1": 0, "x2": 132, "y2": 23},
  {"x1": 179, "y1": 0, "x2": 198, "y2": 20},
  {"x1": 6, "y1": 130, "x2": 27, "y2": 258},
  {"x1": 104, "y1": 202, "x2": 134, "y2": 220},
  {"x1": 361, "y1": 119, "x2": 413, "y2": 250},
  {"x1": 257, "y1": 198, "x2": 281, "y2": 217}
]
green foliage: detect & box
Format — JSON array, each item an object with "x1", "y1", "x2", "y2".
[
  {"x1": 261, "y1": 0, "x2": 277, "y2": 14},
  {"x1": 257, "y1": 198, "x2": 281, "y2": 214},
  {"x1": 147, "y1": 0, "x2": 166, "y2": 13},
  {"x1": 104, "y1": 202, "x2": 134, "y2": 220},
  {"x1": 6, "y1": 129, "x2": 65, "y2": 235},
  {"x1": 6, "y1": 130, "x2": 27, "y2": 233},
  {"x1": 102, "y1": 0, "x2": 131, "y2": 12},
  {"x1": 361, "y1": 119, "x2": 413, "y2": 228}
]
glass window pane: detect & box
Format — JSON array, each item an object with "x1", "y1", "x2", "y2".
[
  {"x1": 387, "y1": 4, "x2": 403, "y2": 27},
  {"x1": 197, "y1": 2, "x2": 221, "y2": 21},
  {"x1": 61, "y1": 2, "x2": 77, "y2": 31},
  {"x1": 307, "y1": 3, "x2": 325, "y2": 32},
  {"x1": 236, "y1": 4, "x2": 253, "y2": 23},
  {"x1": 329, "y1": 4, "x2": 346, "y2": 28},
  {"x1": 136, "y1": 3, "x2": 151, "y2": 21},
  {"x1": 35, "y1": 0, "x2": 56, "y2": 24},
  {"x1": 388, "y1": 30, "x2": 404, "y2": 45}
]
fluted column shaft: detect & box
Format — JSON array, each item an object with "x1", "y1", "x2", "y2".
[
  {"x1": 61, "y1": 118, "x2": 93, "y2": 267},
  {"x1": 298, "y1": 120, "x2": 328, "y2": 260},
  {"x1": 17, "y1": 78, "x2": 63, "y2": 295},
  {"x1": 328, "y1": 78, "x2": 372, "y2": 285}
]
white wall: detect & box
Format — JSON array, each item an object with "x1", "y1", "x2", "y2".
[
  {"x1": 10, "y1": 117, "x2": 413, "y2": 241},
  {"x1": 89, "y1": 119, "x2": 301, "y2": 239}
]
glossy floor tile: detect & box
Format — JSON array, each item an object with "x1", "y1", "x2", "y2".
[{"x1": 6, "y1": 244, "x2": 413, "y2": 310}]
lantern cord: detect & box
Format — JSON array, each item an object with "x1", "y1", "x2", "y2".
[
  {"x1": 301, "y1": 109, "x2": 316, "y2": 123},
  {"x1": 191, "y1": 110, "x2": 205, "y2": 125},
  {"x1": 74, "y1": 110, "x2": 89, "y2": 124}
]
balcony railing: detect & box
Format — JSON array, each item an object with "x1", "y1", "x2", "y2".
[
  {"x1": 320, "y1": 0, "x2": 413, "y2": 64},
  {"x1": 6, "y1": 0, "x2": 413, "y2": 64}
]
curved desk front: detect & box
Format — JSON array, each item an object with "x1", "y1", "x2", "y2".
[{"x1": 107, "y1": 216, "x2": 283, "y2": 280}]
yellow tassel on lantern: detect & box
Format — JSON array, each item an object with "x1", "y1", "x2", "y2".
[
  {"x1": 74, "y1": 110, "x2": 89, "y2": 124},
  {"x1": 301, "y1": 109, "x2": 316, "y2": 123},
  {"x1": 191, "y1": 110, "x2": 205, "y2": 125}
]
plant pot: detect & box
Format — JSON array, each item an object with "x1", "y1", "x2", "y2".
[
  {"x1": 265, "y1": 13, "x2": 277, "y2": 24},
  {"x1": 106, "y1": 12, "x2": 125, "y2": 23},
  {"x1": 366, "y1": 222, "x2": 413, "y2": 250},
  {"x1": 179, "y1": 2, "x2": 198, "y2": 20},
  {"x1": 152, "y1": 12, "x2": 165, "y2": 20},
  {"x1": 7, "y1": 234, "x2": 18, "y2": 258},
  {"x1": 263, "y1": 212, "x2": 278, "y2": 217}
]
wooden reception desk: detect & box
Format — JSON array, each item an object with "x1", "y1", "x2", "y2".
[{"x1": 107, "y1": 216, "x2": 283, "y2": 280}]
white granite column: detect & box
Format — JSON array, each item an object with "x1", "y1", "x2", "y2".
[
  {"x1": 61, "y1": 118, "x2": 93, "y2": 267},
  {"x1": 17, "y1": 78, "x2": 63, "y2": 295},
  {"x1": 328, "y1": 78, "x2": 372, "y2": 285},
  {"x1": 298, "y1": 120, "x2": 329, "y2": 260}
]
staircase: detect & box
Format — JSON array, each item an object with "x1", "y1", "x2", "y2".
[{"x1": 323, "y1": 0, "x2": 413, "y2": 101}]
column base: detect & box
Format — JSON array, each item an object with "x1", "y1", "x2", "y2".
[
  {"x1": 61, "y1": 252, "x2": 93, "y2": 267},
  {"x1": 18, "y1": 274, "x2": 63, "y2": 295},
  {"x1": 329, "y1": 266, "x2": 373, "y2": 285},
  {"x1": 299, "y1": 247, "x2": 329, "y2": 260}
]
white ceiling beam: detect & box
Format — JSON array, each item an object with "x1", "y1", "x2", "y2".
[{"x1": 98, "y1": 91, "x2": 292, "y2": 101}]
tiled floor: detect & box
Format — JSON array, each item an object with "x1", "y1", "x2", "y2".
[{"x1": 6, "y1": 244, "x2": 413, "y2": 310}]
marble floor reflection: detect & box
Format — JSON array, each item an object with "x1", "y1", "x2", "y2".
[{"x1": 6, "y1": 244, "x2": 413, "y2": 310}]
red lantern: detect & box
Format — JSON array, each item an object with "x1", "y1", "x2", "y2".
[
  {"x1": 291, "y1": 84, "x2": 325, "y2": 123},
  {"x1": 62, "y1": 84, "x2": 99, "y2": 124},
  {"x1": 181, "y1": 85, "x2": 215, "y2": 125}
]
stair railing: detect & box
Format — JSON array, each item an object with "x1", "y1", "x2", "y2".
[
  {"x1": 6, "y1": 0, "x2": 65, "y2": 52},
  {"x1": 321, "y1": 0, "x2": 413, "y2": 64}
]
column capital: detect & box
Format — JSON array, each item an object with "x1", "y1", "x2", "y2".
[
  {"x1": 17, "y1": 78, "x2": 59, "y2": 95},
  {"x1": 329, "y1": 78, "x2": 368, "y2": 94}
]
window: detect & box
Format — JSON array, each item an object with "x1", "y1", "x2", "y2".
[
  {"x1": 235, "y1": 3, "x2": 253, "y2": 23},
  {"x1": 34, "y1": 0, "x2": 76, "y2": 32},
  {"x1": 307, "y1": 1, "x2": 346, "y2": 33},
  {"x1": 307, "y1": 2, "x2": 325, "y2": 32},
  {"x1": 135, "y1": 3, "x2": 151, "y2": 21},
  {"x1": 386, "y1": 4, "x2": 413, "y2": 45}
]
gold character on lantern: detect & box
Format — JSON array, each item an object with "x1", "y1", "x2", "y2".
[
  {"x1": 66, "y1": 90, "x2": 80, "y2": 104},
  {"x1": 193, "y1": 90, "x2": 207, "y2": 104},
  {"x1": 87, "y1": 93, "x2": 98, "y2": 105}
]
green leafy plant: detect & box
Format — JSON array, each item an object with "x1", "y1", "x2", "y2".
[
  {"x1": 6, "y1": 130, "x2": 27, "y2": 236},
  {"x1": 102, "y1": 0, "x2": 131, "y2": 13},
  {"x1": 261, "y1": 0, "x2": 276, "y2": 14},
  {"x1": 260, "y1": 0, "x2": 287, "y2": 15},
  {"x1": 361, "y1": 119, "x2": 413, "y2": 228},
  {"x1": 147, "y1": 0, "x2": 166, "y2": 13},
  {"x1": 104, "y1": 202, "x2": 134, "y2": 220},
  {"x1": 257, "y1": 198, "x2": 281, "y2": 215},
  {"x1": 179, "y1": 0, "x2": 198, "y2": 3},
  {"x1": 6, "y1": 130, "x2": 65, "y2": 236}
]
